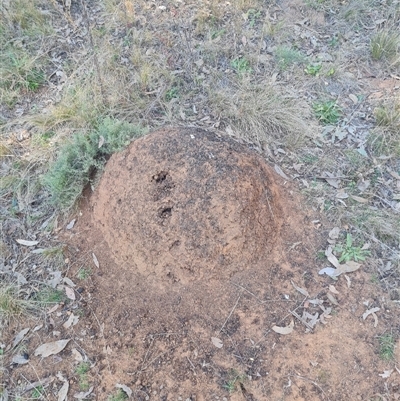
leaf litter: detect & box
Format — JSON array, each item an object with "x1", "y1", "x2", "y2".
[{"x1": 34, "y1": 339, "x2": 70, "y2": 358}]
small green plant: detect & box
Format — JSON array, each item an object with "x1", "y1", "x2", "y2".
[
  {"x1": 32, "y1": 385, "x2": 44, "y2": 399},
  {"x1": 334, "y1": 233, "x2": 371, "y2": 263},
  {"x1": 378, "y1": 334, "x2": 395, "y2": 360},
  {"x1": 231, "y1": 57, "x2": 252, "y2": 74},
  {"x1": 313, "y1": 100, "x2": 341, "y2": 125},
  {"x1": 107, "y1": 389, "x2": 128, "y2": 401},
  {"x1": 223, "y1": 370, "x2": 247, "y2": 394},
  {"x1": 245, "y1": 9, "x2": 261, "y2": 27},
  {"x1": 304, "y1": 63, "x2": 322, "y2": 76},
  {"x1": 165, "y1": 87, "x2": 179, "y2": 101},
  {"x1": 77, "y1": 267, "x2": 92, "y2": 280},
  {"x1": 44, "y1": 118, "x2": 144, "y2": 211},
  {"x1": 370, "y1": 30, "x2": 400, "y2": 61},
  {"x1": 211, "y1": 28, "x2": 225, "y2": 39},
  {"x1": 275, "y1": 46, "x2": 306, "y2": 70},
  {"x1": 76, "y1": 362, "x2": 91, "y2": 390},
  {"x1": 35, "y1": 288, "x2": 66, "y2": 305}
]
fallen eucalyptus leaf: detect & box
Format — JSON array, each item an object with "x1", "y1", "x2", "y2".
[
  {"x1": 92, "y1": 253, "x2": 99, "y2": 268},
  {"x1": 211, "y1": 337, "x2": 223, "y2": 348},
  {"x1": 329, "y1": 285, "x2": 339, "y2": 295},
  {"x1": 326, "y1": 292, "x2": 339, "y2": 306},
  {"x1": 66, "y1": 219, "x2": 76, "y2": 230},
  {"x1": 363, "y1": 307, "x2": 380, "y2": 320},
  {"x1": 12, "y1": 328, "x2": 30, "y2": 348},
  {"x1": 291, "y1": 280, "x2": 310, "y2": 297},
  {"x1": 71, "y1": 348, "x2": 83, "y2": 362},
  {"x1": 274, "y1": 164, "x2": 289, "y2": 180},
  {"x1": 12, "y1": 354, "x2": 29, "y2": 365},
  {"x1": 328, "y1": 227, "x2": 340, "y2": 239},
  {"x1": 16, "y1": 239, "x2": 38, "y2": 246},
  {"x1": 379, "y1": 370, "x2": 393, "y2": 379},
  {"x1": 272, "y1": 320, "x2": 294, "y2": 335},
  {"x1": 34, "y1": 339, "x2": 70, "y2": 358},
  {"x1": 65, "y1": 287, "x2": 75, "y2": 300},
  {"x1": 57, "y1": 381, "x2": 69, "y2": 401}
]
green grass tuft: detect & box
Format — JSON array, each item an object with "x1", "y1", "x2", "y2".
[
  {"x1": 43, "y1": 118, "x2": 145, "y2": 211},
  {"x1": 370, "y1": 30, "x2": 400, "y2": 61},
  {"x1": 107, "y1": 389, "x2": 128, "y2": 401},
  {"x1": 378, "y1": 334, "x2": 395, "y2": 360}
]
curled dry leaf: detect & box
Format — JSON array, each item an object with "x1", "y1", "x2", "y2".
[
  {"x1": 362, "y1": 307, "x2": 380, "y2": 320},
  {"x1": 325, "y1": 247, "x2": 340, "y2": 268},
  {"x1": 116, "y1": 384, "x2": 132, "y2": 398},
  {"x1": 272, "y1": 320, "x2": 294, "y2": 335},
  {"x1": 16, "y1": 239, "x2": 39, "y2": 246},
  {"x1": 34, "y1": 339, "x2": 70, "y2": 358},
  {"x1": 211, "y1": 337, "x2": 223, "y2": 348},
  {"x1": 63, "y1": 313, "x2": 79, "y2": 329}
]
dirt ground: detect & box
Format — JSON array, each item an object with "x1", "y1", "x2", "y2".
[{"x1": 4, "y1": 128, "x2": 399, "y2": 400}]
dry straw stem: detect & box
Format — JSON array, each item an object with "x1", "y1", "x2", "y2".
[{"x1": 211, "y1": 80, "x2": 315, "y2": 149}]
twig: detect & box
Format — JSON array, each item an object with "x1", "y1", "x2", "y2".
[
  {"x1": 186, "y1": 356, "x2": 197, "y2": 375},
  {"x1": 289, "y1": 374, "x2": 331, "y2": 401},
  {"x1": 79, "y1": 0, "x2": 108, "y2": 107},
  {"x1": 290, "y1": 309, "x2": 314, "y2": 331},
  {"x1": 220, "y1": 294, "x2": 241, "y2": 333}
]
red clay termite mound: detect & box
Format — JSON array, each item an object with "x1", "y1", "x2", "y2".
[{"x1": 92, "y1": 127, "x2": 284, "y2": 283}]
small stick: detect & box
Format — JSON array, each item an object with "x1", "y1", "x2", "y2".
[
  {"x1": 220, "y1": 294, "x2": 241, "y2": 333},
  {"x1": 186, "y1": 356, "x2": 197, "y2": 375}
]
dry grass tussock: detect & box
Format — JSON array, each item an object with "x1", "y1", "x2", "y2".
[{"x1": 212, "y1": 81, "x2": 315, "y2": 148}]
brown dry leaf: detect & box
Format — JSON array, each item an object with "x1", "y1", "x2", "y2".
[
  {"x1": 272, "y1": 320, "x2": 294, "y2": 335},
  {"x1": 329, "y1": 285, "x2": 339, "y2": 294},
  {"x1": 351, "y1": 195, "x2": 368, "y2": 203},
  {"x1": 47, "y1": 304, "x2": 59, "y2": 314},
  {"x1": 12, "y1": 328, "x2": 30, "y2": 348},
  {"x1": 57, "y1": 381, "x2": 69, "y2": 401},
  {"x1": 63, "y1": 277, "x2": 76, "y2": 287},
  {"x1": 344, "y1": 274, "x2": 351, "y2": 287},
  {"x1": 372, "y1": 312, "x2": 379, "y2": 327},
  {"x1": 16, "y1": 239, "x2": 38, "y2": 246},
  {"x1": 34, "y1": 339, "x2": 70, "y2": 358},
  {"x1": 211, "y1": 337, "x2": 223, "y2": 348},
  {"x1": 92, "y1": 253, "x2": 99, "y2": 268},
  {"x1": 363, "y1": 307, "x2": 380, "y2": 320},
  {"x1": 65, "y1": 287, "x2": 75, "y2": 301}
]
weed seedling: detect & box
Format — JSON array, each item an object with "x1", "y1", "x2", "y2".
[
  {"x1": 32, "y1": 385, "x2": 44, "y2": 399},
  {"x1": 107, "y1": 389, "x2": 128, "y2": 401},
  {"x1": 77, "y1": 267, "x2": 92, "y2": 280},
  {"x1": 231, "y1": 57, "x2": 252, "y2": 74},
  {"x1": 246, "y1": 9, "x2": 261, "y2": 27},
  {"x1": 75, "y1": 362, "x2": 91, "y2": 391},
  {"x1": 275, "y1": 46, "x2": 306, "y2": 70},
  {"x1": 378, "y1": 334, "x2": 395, "y2": 360},
  {"x1": 313, "y1": 100, "x2": 341, "y2": 125},
  {"x1": 36, "y1": 288, "x2": 66, "y2": 305},
  {"x1": 304, "y1": 63, "x2": 322, "y2": 76},
  {"x1": 334, "y1": 233, "x2": 371, "y2": 263},
  {"x1": 223, "y1": 370, "x2": 247, "y2": 394},
  {"x1": 165, "y1": 87, "x2": 179, "y2": 101}
]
